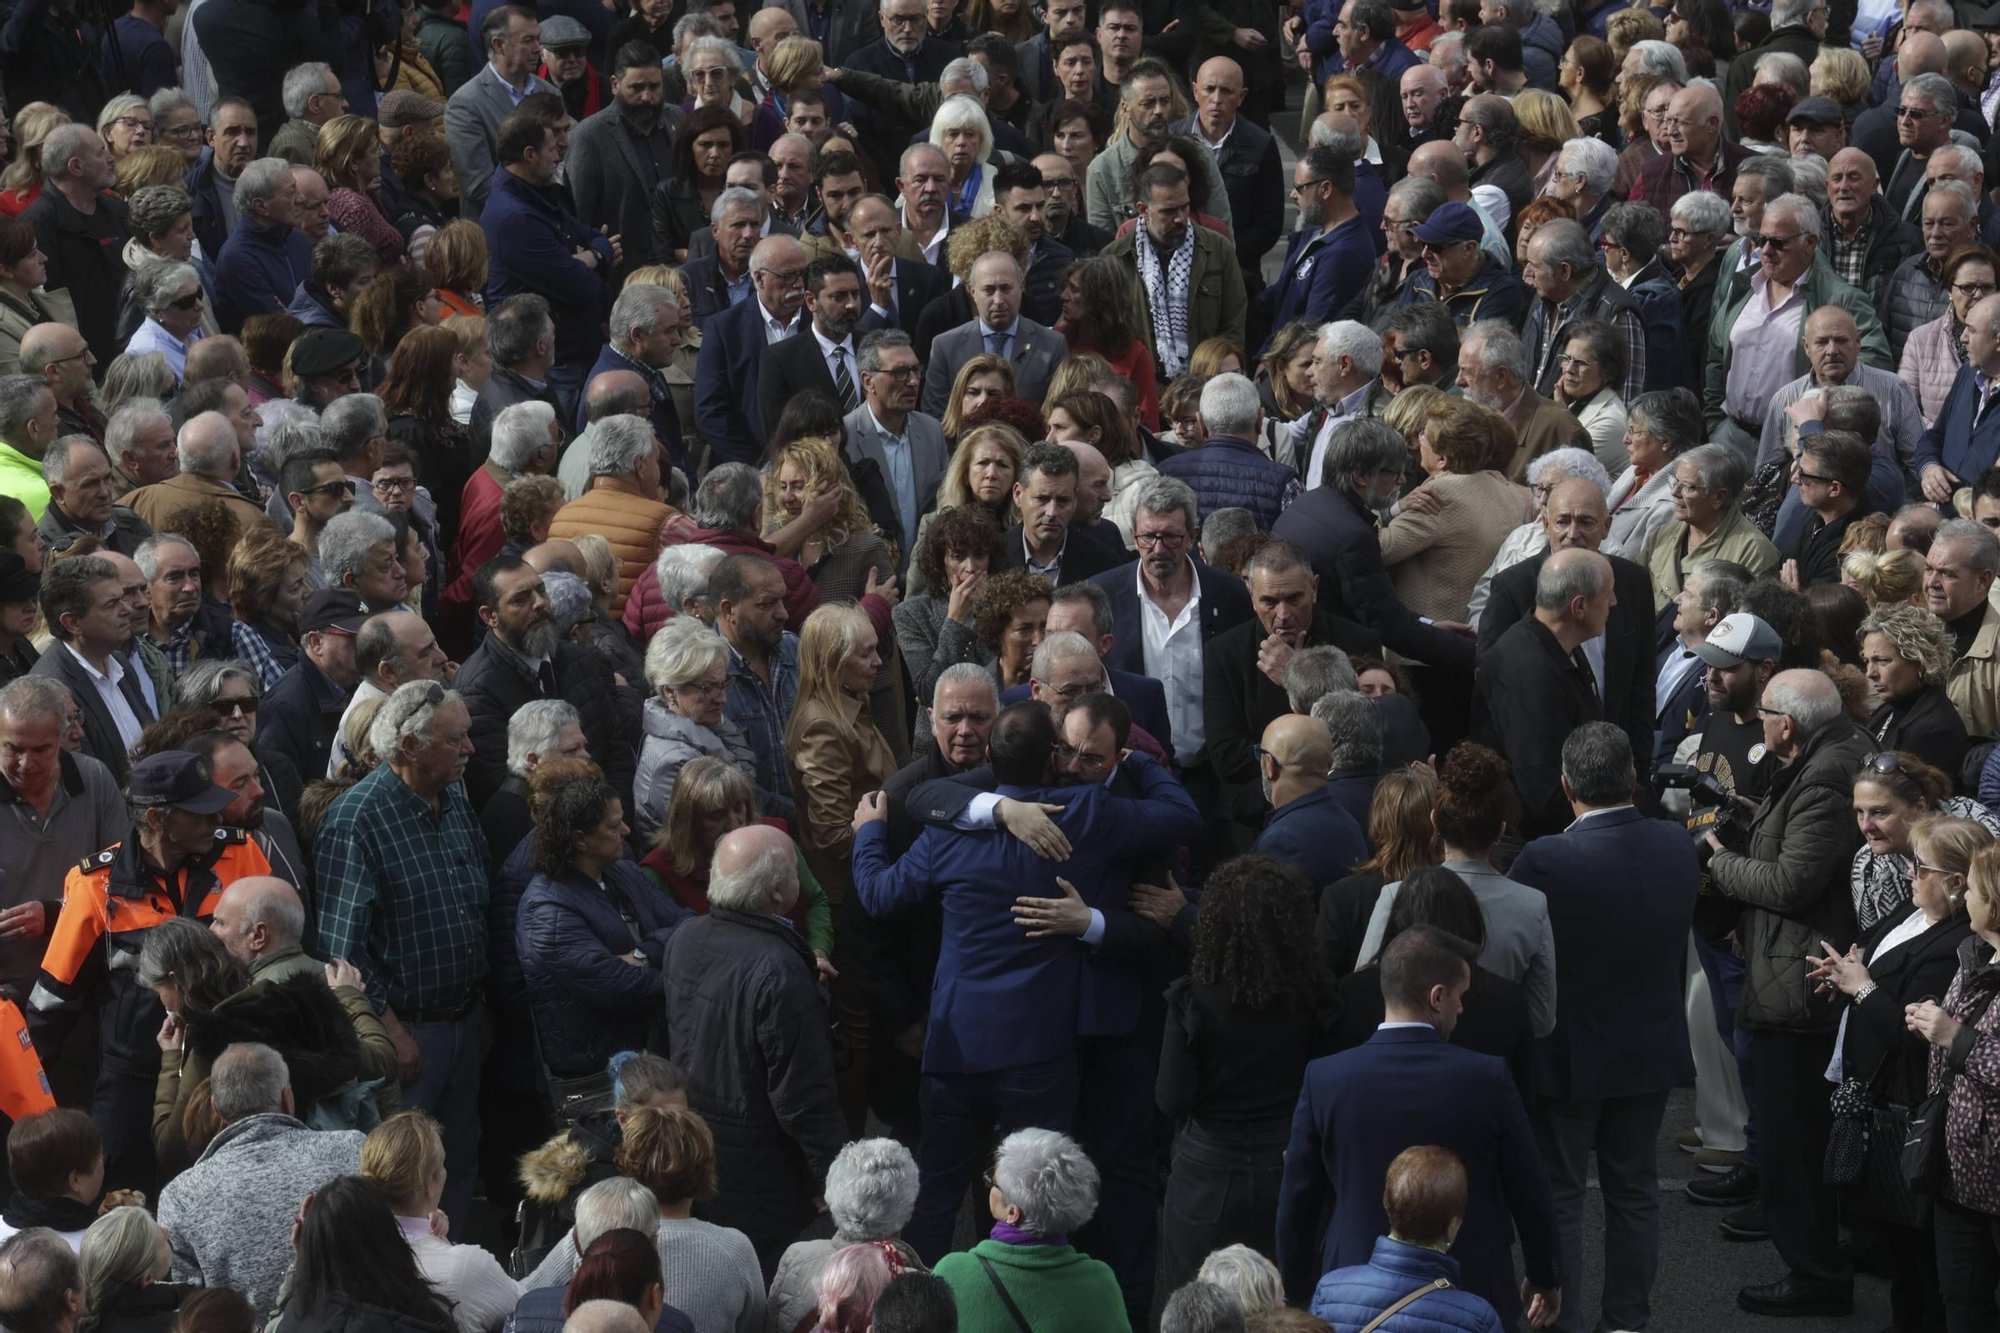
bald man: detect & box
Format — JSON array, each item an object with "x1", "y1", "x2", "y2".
[
  {"x1": 695, "y1": 234, "x2": 809, "y2": 467},
  {"x1": 209, "y1": 876, "x2": 321, "y2": 983},
  {"x1": 1823, "y1": 150, "x2": 1918, "y2": 311},
  {"x1": 563, "y1": 1302, "x2": 651, "y2": 1333},
  {"x1": 1056, "y1": 439, "x2": 1124, "y2": 548},
  {"x1": 1253, "y1": 712, "x2": 1362, "y2": 875},
  {"x1": 1476, "y1": 478, "x2": 1658, "y2": 782},
  {"x1": 524, "y1": 538, "x2": 587, "y2": 577},
  {"x1": 1632, "y1": 81, "x2": 1752, "y2": 216},
  {"x1": 1173, "y1": 55, "x2": 1284, "y2": 292},
  {"x1": 1399, "y1": 63, "x2": 1452, "y2": 144}
]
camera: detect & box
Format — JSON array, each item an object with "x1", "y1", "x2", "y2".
[{"x1": 1653, "y1": 762, "x2": 1750, "y2": 854}]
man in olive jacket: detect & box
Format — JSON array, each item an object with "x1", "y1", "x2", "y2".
[
  {"x1": 1100, "y1": 175, "x2": 1248, "y2": 387},
  {"x1": 1702, "y1": 667, "x2": 1865, "y2": 1319}
]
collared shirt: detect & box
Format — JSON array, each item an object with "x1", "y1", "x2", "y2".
[
  {"x1": 1190, "y1": 114, "x2": 1234, "y2": 155},
  {"x1": 1828, "y1": 213, "x2": 1873, "y2": 288},
  {"x1": 1021, "y1": 527, "x2": 1066, "y2": 583},
  {"x1": 1307, "y1": 381, "x2": 1376, "y2": 489},
  {"x1": 811, "y1": 324, "x2": 857, "y2": 399},
  {"x1": 723, "y1": 631, "x2": 799, "y2": 814},
  {"x1": 978, "y1": 320, "x2": 1016, "y2": 360},
  {"x1": 867, "y1": 404, "x2": 919, "y2": 541},
  {"x1": 1657, "y1": 638, "x2": 1705, "y2": 715},
  {"x1": 142, "y1": 618, "x2": 197, "y2": 676},
  {"x1": 486, "y1": 61, "x2": 535, "y2": 106},
  {"x1": 231, "y1": 619, "x2": 299, "y2": 691},
  {"x1": 1138, "y1": 556, "x2": 1204, "y2": 762},
  {"x1": 1565, "y1": 803, "x2": 1634, "y2": 831},
  {"x1": 905, "y1": 204, "x2": 950, "y2": 267},
  {"x1": 63, "y1": 643, "x2": 144, "y2": 751},
  {"x1": 725, "y1": 267, "x2": 753, "y2": 306},
  {"x1": 125, "y1": 318, "x2": 197, "y2": 380},
  {"x1": 313, "y1": 763, "x2": 493, "y2": 1012},
  {"x1": 760, "y1": 301, "x2": 795, "y2": 345},
  {"x1": 1726, "y1": 269, "x2": 1809, "y2": 421}
]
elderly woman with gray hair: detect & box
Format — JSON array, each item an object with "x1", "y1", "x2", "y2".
[
  {"x1": 1604, "y1": 386, "x2": 1704, "y2": 560},
  {"x1": 78, "y1": 1204, "x2": 189, "y2": 1333},
  {"x1": 766, "y1": 1138, "x2": 926, "y2": 1333},
  {"x1": 123, "y1": 257, "x2": 208, "y2": 380},
  {"x1": 1465, "y1": 448, "x2": 1612, "y2": 624},
  {"x1": 635, "y1": 617, "x2": 758, "y2": 845},
  {"x1": 116, "y1": 185, "x2": 217, "y2": 347},
  {"x1": 932, "y1": 1129, "x2": 1125, "y2": 1331}
]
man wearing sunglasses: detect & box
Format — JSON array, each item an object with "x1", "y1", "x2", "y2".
[
  {"x1": 1706, "y1": 192, "x2": 1891, "y2": 457},
  {"x1": 1884, "y1": 72, "x2": 1958, "y2": 219}
]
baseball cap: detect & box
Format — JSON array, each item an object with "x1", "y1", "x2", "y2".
[
  {"x1": 1785, "y1": 96, "x2": 1844, "y2": 127},
  {"x1": 291, "y1": 329, "x2": 366, "y2": 379},
  {"x1": 127, "y1": 752, "x2": 238, "y2": 815},
  {"x1": 300, "y1": 589, "x2": 367, "y2": 635},
  {"x1": 1411, "y1": 201, "x2": 1485, "y2": 246},
  {"x1": 378, "y1": 89, "x2": 445, "y2": 130},
  {"x1": 539, "y1": 15, "x2": 590, "y2": 49},
  {"x1": 1693, "y1": 613, "x2": 1783, "y2": 669}
]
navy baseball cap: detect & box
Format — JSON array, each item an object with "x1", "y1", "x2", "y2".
[
  {"x1": 1411, "y1": 201, "x2": 1485, "y2": 246},
  {"x1": 128, "y1": 752, "x2": 237, "y2": 814}
]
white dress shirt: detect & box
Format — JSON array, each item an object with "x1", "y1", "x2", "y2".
[
  {"x1": 64, "y1": 644, "x2": 145, "y2": 751},
  {"x1": 1138, "y1": 557, "x2": 1205, "y2": 763},
  {"x1": 760, "y1": 301, "x2": 796, "y2": 345}
]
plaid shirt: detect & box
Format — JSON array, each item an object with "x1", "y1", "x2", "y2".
[
  {"x1": 313, "y1": 764, "x2": 493, "y2": 1013},
  {"x1": 725, "y1": 631, "x2": 799, "y2": 821},
  {"x1": 144, "y1": 621, "x2": 197, "y2": 678},
  {"x1": 231, "y1": 620, "x2": 299, "y2": 691},
  {"x1": 1828, "y1": 214, "x2": 1872, "y2": 288},
  {"x1": 1524, "y1": 268, "x2": 1648, "y2": 406}
]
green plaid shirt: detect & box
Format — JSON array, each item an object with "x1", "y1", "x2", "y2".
[{"x1": 313, "y1": 764, "x2": 492, "y2": 1012}]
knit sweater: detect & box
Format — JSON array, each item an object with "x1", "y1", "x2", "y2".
[
  {"x1": 521, "y1": 1216, "x2": 764, "y2": 1333},
  {"x1": 933, "y1": 1239, "x2": 1131, "y2": 1333}
]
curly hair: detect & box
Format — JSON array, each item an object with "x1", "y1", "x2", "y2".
[
  {"x1": 762, "y1": 434, "x2": 876, "y2": 552},
  {"x1": 615, "y1": 1105, "x2": 718, "y2": 1204},
  {"x1": 963, "y1": 396, "x2": 1046, "y2": 446},
  {"x1": 1060, "y1": 256, "x2": 1145, "y2": 358},
  {"x1": 164, "y1": 499, "x2": 240, "y2": 592},
  {"x1": 1433, "y1": 742, "x2": 1520, "y2": 850},
  {"x1": 1041, "y1": 97, "x2": 1111, "y2": 153},
  {"x1": 501, "y1": 475, "x2": 566, "y2": 544},
  {"x1": 389, "y1": 132, "x2": 451, "y2": 191},
  {"x1": 1189, "y1": 853, "x2": 1319, "y2": 1012},
  {"x1": 970, "y1": 568, "x2": 1053, "y2": 656},
  {"x1": 1858, "y1": 601, "x2": 1955, "y2": 688},
  {"x1": 1354, "y1": 767, "x2": 1442, "y2": 881},
  {"x1": 915, "y1": 503, "x2": 1007, "y2": 594},
  {"x1": 1734, "y1": 82, "x2": 1796, "y2": 143},
  {"x1": 944, "y1": 212, "x2": 1028, "y2": 284},
  {"x1": 1514, "y1": 195, "x2": 1578, "y2": 236},
  {"x1": 529, "y1": 771, "x2": 621, "y2": 877},
  {"x1": 1839, "y1": 512, "x2": 1889, "y2": 557}
]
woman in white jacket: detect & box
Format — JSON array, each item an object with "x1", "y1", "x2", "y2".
[{"x1": 1605, "y1": 386, "x2": 1704, "y2": 560}]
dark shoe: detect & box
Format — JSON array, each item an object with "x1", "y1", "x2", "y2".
[
  {"x1": 1735, "y1": 1277, "x2": 1854, "y2": 1317},
  {"x1": 1720, "y1": 1204, "x2": 1769, "y2": 1242},
  {"x1": 1687, "y1": 1163, "x2": 1760, "y2": 1206}
]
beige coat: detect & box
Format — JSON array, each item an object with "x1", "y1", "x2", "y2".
[
  {"x1": 1379, "y1": 470, "x2": 1535, "y2": 624},
  {"x1": 1948, "y1": 596, "x2": 2000, "y2": 738},
  {"x1": 1640, "y1": 504, "x2": 1782, "y2": 612}
]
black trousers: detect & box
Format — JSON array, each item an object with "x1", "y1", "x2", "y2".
[
  {"x1": 1158, "y1": 1117, "x2": 1290, "y2": 1297},
  {"x1": 1071, "y1": 1032, "x2": 1164, "y2": 1330},
  {"x1": 1751, "y1": 1028, "x2": 1846, "y2": 1285},
  {"x1": 1935, "y1": 1197, "x2": 2000, "y2": 1333}
]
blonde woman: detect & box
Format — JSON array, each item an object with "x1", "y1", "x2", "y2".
[
  {"x1": 1037, "y1": 351, "x2": 1111, "y2": 418},
  {"x1": 95, "y1": 93, "x2": 153, "y2": 158},
  {"x1": 1810, "y1": 45, "x2": 1871, "y2": 114},
  {"x1": 764, "y1": 434, "x2": 902, "y2": 753},
  {"x1": 785, "y1": 603, "x2": 897, "y2": 1129},
  {"x1": 112, "y1": 145, "x2": 185, "y2": 198},
  {"x1": 442, "y1": 314, "x2": 490, "y2": 425},
  {"x1": 1257, "y1": 322, "x2": 1320, "y2": 425},
  {"x1": 929, "y1": 95, "x2": 997, "y2": 219},
  {"x1": 938, "y1": 353, "x2": 1016, "y2": 449},
  {"x1": 359, "y1": 1112, "x2": 519, "y2": 1333},
  {"x1": 909, "y1": 421, "x2": 1024, "y2": 594},
  {"x1": 316, "y1": 115, "x2": 405, "y2": 268},
  {"x1": 1842, "y1": 547, "x2": 1925, "y2": 607},
  {"x1": 0, "y1": 102, "x2": 68, "y2": 216},
  {"x1": 427, "y1": 220, "x2": 488, "y2": 319},
  {"x1": 79, "y1": 1207, "x2": 185, "y2": 1332},
  {"x1": 1511, "y1": 89, "x2": 1580, "y2": 195}
]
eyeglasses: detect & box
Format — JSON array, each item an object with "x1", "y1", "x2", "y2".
[
  {"x1": 1667, "y1": 478, "x2": 1708, "y2": 495},
  {"x1": 1755, "y1": 704, "x2": 1792, "y2": 719},
  {"x1": 44, "y1": 349, "x2": 90, "y2": 367},
  {"x1": 1896, "y1": 105, "x2": 1941, "y2": 120},
  {"x1": 1752, "y1": 231, "x2": 1805, "y2": 252},
  {"x1": 761, "y1": 266, "x2": 808, "y2": 287},
  {"x1": 107, "y1": 116, "x2": 151, "y2": 133},
  {"x1": 882, "y1": 11, "x2": 924, "y2": 26},
  {"x1": 159, "y1": 122, "x2": 204, "y2": 141},
  {"x1": 301, "y1": 479, "x2": 357, "y2": 498},
  {"x1": 1860, "y1": 751, "x2": 1907, "y2": 776},
  {"x1": 215, "y1": 696, "x2": 260, "y2": 716},
  {"x1": 1419, "y1": 239, "x2": 1472, "y2": 255},
  {"x1": 868, "y1": 364, "x2": 922, "y2": 381},
  {"x1": 1556, "y1": 354, "x2": 1597, "y2": 370},
  {"x1": 674, "y1": 679, "x2": 729, "y2": 696},
  {"x1": 1290, "y1": 179, "x2": 1326, "y2": 195},
  {"x1": 170, "y1": 291, "x2": 203, "y2": 310},
  {"x1": 1549, "y1": 168, "x2": 1585, "y2": 183},
  {"x1": 1037, "y1": 677, "x2": 1106, "y2": 702},
  {"x1": 687, "y1": 67, "x2": 731, "y2": 83},
  {"x1": 373, "y1": 476, "x2": 417, "y2": 495},
  {"x1": 1666, "y1": 226, "x2": 1712, "y2": 242},
  {"x1": 1915, "y1": 862, "x2": 1953, "y2": 878},
  {"x1": 1953, "y1": 280, "x2": 1998, "y2": 297},
  {"x1": 1793, "y1": 466, "x2": 1833, "y2": 484},
  {"x1": 1133, "y1": 530, "x2": 1189, "y2": 550}
]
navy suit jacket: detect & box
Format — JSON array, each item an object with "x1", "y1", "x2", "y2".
[
  {"x1": 998, "y1": 667, "x2": 1173, "y2": 759},
  {"x1": 693, "y1": 296, "x2": 786, "y2": 468},
  {"x1": 1086, "y1": 556, "x2": 1254, "y2": 679},
  {"x1": 1276, "y1": 1026, "x2": 1561, "y2": 1323},
  {"x1": 1255, "y1": 785, "x2": 1366, "y2": 883},
  {"x1": 879, "y1": 256, "x2": 952, "y2": 338},
  {"x1": 1507, "y1": 806, "x2": 1699, "y2": 1102},
  {"x1": 1912, "y1": 362, "x2": 2000, "y2": 506},
  {"x1": 674, "y1": 253, "x2": 736, "y2": 330},
  {"x1": 578, "y1": 343, "x2": 683, "y2": 471},
  {"x1": 851, "y1": 752, "x2": 1200, "y2": 1073}
]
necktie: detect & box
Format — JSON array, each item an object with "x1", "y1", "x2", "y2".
[
  {"x1": 986, "y1": 330, "x2": 1011, "y2": 359},
  {"x1": 536, "y1": 661, "x2": 558, "y2": 697},
  {"x1": 831, "y1": 345, "x2": 857, "y2": 412},
  {"x1": 1570, "y1": 646, "x2": 1597, "y2": 699}
]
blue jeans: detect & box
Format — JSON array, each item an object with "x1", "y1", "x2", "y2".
[
  {"x1": 1695, "y1": 934, "x2": 1757, "y2": 1167},
  {"x1": 403, "y1": 1004, "x2": 483, "y2": 1239},
  {"x1": 906, "y1": 1056, "x2": 1078, "y2": 1263}
]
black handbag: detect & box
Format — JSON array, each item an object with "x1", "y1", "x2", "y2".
[
  {"x1": 1826, "y1": 1074, "x2": 1929, "y2": 1227},
  {"x1": 1904, "y1": 986, "x2": 2000, "y2": 1199}
]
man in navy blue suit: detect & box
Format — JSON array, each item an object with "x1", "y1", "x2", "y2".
[
  {"x1": 1509, "y1": 722, "x2": 1698, "y2": 1333},
  {"x1": 1276, "y1": 926, "x2": 1563, "y2": 1326},
  {"x1": 1254, "y1": 713, "x2": 1366, "y2": 876},
  {"x1": 693, "y1": 233, "x2": 808, "y2": 467},
  {"x1": 851, "y1": 702, "x2": 1201, "y2": 1269}
]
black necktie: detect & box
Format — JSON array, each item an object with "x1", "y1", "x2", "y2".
[
  {"x1": 1570, "y1": 646, "x2": 1597, "y2": 698},
  {"x1": 537, "y1": 661, "x2": 557, "y2": 697}
]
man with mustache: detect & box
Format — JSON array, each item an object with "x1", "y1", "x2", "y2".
[{"x1": 453, "y1": 553, "x2": 629, "y2": 809}]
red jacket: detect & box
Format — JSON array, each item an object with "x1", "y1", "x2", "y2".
[{"x1": 442, "y1": 468, "x2": 504, "y2": 645}]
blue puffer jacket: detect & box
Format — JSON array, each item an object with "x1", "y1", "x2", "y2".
[
  {"x1": 1156, "y1": 434, "x2": 1302, "y2": 532},
  {"x1": 516, "y1": 862, "x2": 689, "y2": 1078},
  {"x1": 1310, "y1": 1237, "x2": 1505, "y2": 1333}
]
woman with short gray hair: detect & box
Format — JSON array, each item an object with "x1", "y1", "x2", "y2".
[
  {"x1": 117, "y1": 185, "x2": 217, "y2": 348},
  {"x1": 125, "y1": 257, "x2": 208, "y2": 379},
  {"x1": 1605, "y1": 386, "x2": 1703, "y2": 560},
  {"x1": 634, "y1": 618, "x2": 756, "y2": 846},
  {"x1": 934, "y1": 1129, "x2": 1124, "y2": 1328},
  {"x1": 767, "y1": 1138, "x2": 926, "y2": 1333}
]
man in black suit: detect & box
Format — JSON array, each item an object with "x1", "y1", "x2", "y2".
[
  {"x1": 1271, "y1": 416, "x2": 1475, "y2": 672},
  {"x1": 1001, "y1": 442, "x2": 1124, "y2": 587},
  {"x1": 1509, "y1": 723, "x2": 1698, "y2": 1333},
  {"x1": 1473, "y1": 548, "x2": 1611, "y2": 841},
  {"x1": 757, "y1": 253, "x2": 878, "y2": 438},
  {"x1": 1476, "y1": 477, "x2": 1657, "y2": 784},
  {"x1": 847, "y1": 195, "x2": 952, "y2": 338},
  {"x1": 1035, "y1": 151, "x2": 1114, "y2": 258},
  {"x1": 1205, "y1": 538, "x2": 1379, "y2": 839}
]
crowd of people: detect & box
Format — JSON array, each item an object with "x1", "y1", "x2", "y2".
[{"x1": 1, "y1": 0, "x2": 2000, "y2": 1331}]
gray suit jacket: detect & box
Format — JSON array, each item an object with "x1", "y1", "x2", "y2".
[
  {"x1": 919, "y1": 318, "x2": 1066, "y2": 419},
  {"x1": 445, "y1": 65, "x2": 558, "y2": 223},
  {"x1": 565, "y1": 104, "x2": 682, "y2": 275},
  {"x1": 843, "y1": 402, "x2": 948, "y2": 550}
]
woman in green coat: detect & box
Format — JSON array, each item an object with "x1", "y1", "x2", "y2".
[{"x1": 934, "y1": 1129, "x2": 1131, "y2": 1333}]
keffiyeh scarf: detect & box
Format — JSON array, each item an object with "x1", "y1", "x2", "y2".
[{"x1": 1135, "y1": 220, "x2": 1195, "y2": 377}]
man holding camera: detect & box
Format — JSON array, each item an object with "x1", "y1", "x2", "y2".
[{"x1": 1699, "y1": 667, "x2": 1868, "y2": 1319}]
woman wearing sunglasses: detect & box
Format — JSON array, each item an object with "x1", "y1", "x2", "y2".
[{"x1": 1850, "y1": 750, "x2": 2000, "y2": 938}]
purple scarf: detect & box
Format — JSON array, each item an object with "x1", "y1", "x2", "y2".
[{"x1": 990, "y1": 1221, "x2": 1066, "y2": 1247}]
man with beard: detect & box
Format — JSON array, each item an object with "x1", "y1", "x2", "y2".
[
  {"x1": 454, "y1": 553, "x2": 629, "y2": 807},
  {"x1": 757, "y1": 255, "x2": 875, "y2": 436},
  {"x1": 175, "y1": 727, "x2": 310, "y2": 902},
  {"x1": 566, "y1": 42, "x2": 678, "y2": 277},
  {"x1": 1105, "y1": 163, "x2": 1249, "y2": 377},
  {"x1": 1033, "y1": 152, "x2": 1111, "y2": 257},
  {"x1": 992, "y1": 162, "x2": 1073, "y2": 329},
  {"x1": 1254, "y1": 147, "x2": 1372, "y2": 358},
  {"x1": 1085, "y1": 59, "x2": 1233, "y2": 234},
  {"x1": 482, "y1": 111, "x2": 620, "y2": 418}
]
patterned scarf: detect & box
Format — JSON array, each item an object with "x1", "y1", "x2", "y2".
[{"x1": 1135, "y1": 219, "x2": 1195, "y2": 376}]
